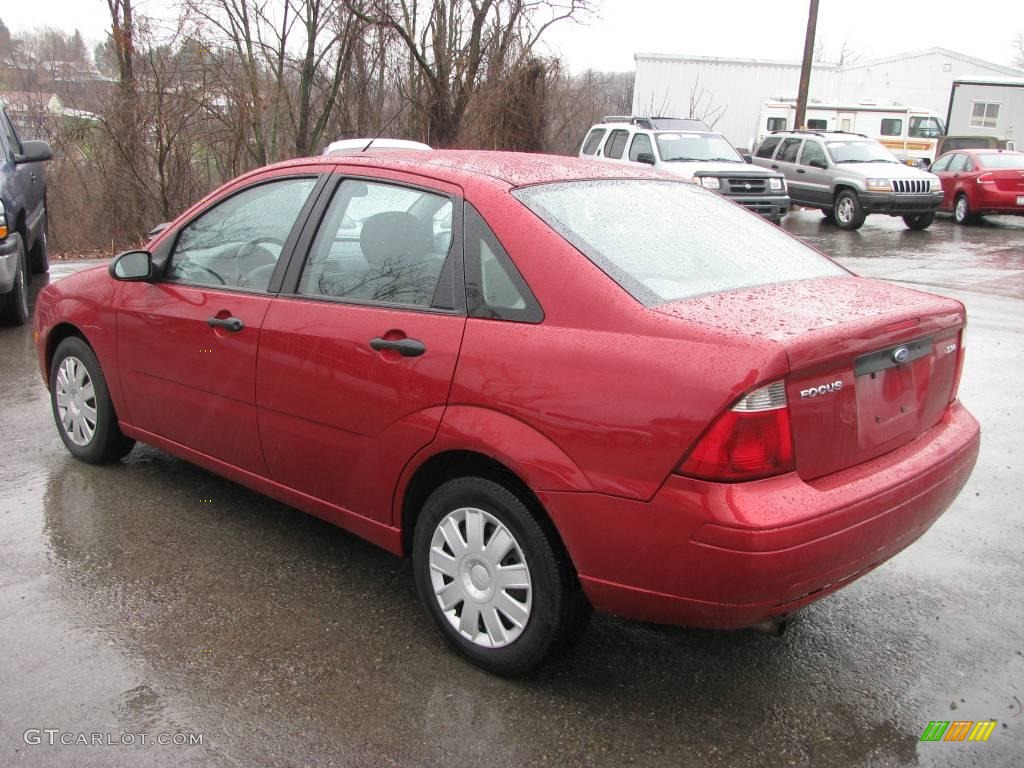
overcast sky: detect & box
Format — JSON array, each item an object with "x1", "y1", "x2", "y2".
[{"x1": 3, "y1": 0, "x2": 1022, "y2": 72}]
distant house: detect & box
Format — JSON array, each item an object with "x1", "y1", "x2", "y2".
[
  {"x1": 1, "y1": 90, "x2": 64, "y2": 115},
  {"x1": 633, "y1": 47, "x2": 1024, "y2": 150}
]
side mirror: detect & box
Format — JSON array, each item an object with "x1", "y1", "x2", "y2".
[
  {"x1": 13, "y1": 140, "x2": 52, "y2": 164},
  {"x1": 742, "y1": 153, "x2": 753, "y2": 164},
  {"x1": 109, "y1": 250, "x2": 153, "y2": 281},
  {"x1": 809, "y1": 158, "x2": 828, "y2": 169},
  {"x1": 636, "y1": 152, "x2": 656, "y2": 165}
]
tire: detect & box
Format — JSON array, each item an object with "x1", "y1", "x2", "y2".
[
  {"x1": 953, "y1": 194, "x2": 974, "y2": 225},
  {"x1": 412, "y1": 476, "x2": 590, "y2": 676},
  {"x1": 50, "y1": 336, "x2": 135, "y2": 463},
  {"x1": 29, "y1": 211, "x2": 50, "y2": 274},
  {"x1": 902, "y1": 211, "x2": 935, "y2": 230},
  {"x1": 833, "y1": 189, "x2": 866, "y2": 230},
  {"x1": 0, "y1": 234, "x2": 29, "y2": 326}
]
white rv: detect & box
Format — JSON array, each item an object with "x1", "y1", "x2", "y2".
[
  {"x1": 945, "y1": 76, "x2": 1023, "y2": 144},
  {"x1": 756, "y1": 100, "x2": 946, "y2": 167}
]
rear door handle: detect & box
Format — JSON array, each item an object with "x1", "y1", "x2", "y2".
[
  {"x1": 771, "y1": 164, "x2": 779, "y2": 169},
  {"x1": 369, "y1": 337, "x2": 426, "y2": 357},
  {"x1": 207, "y1": 316, "x2": 244, "y2": 332},
  {"x1": 796, "y1": 168, "x2": 806, "y2": 174}
]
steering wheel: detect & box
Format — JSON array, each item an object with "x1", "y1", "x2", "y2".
[
  {"x1": 236, "y1": 236, "x2": 285, "y2": 262},
  {"x1": 176, "y1": 260, "x2": 226, "y2": 285}
]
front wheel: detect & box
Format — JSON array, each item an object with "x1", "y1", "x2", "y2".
[
  {"x1": 50, "y1": 337, "x2": 135, "y2": 463},
  {"x1": 902, "y1": 212, "x2": 935, "y2": 230},
  {"x1": 0, "y1": 234, "x2": 29, "y2": 326},
  {"x1": 833, "y1": 190, "x2": 866, "y2": 230},
  {"x1": 412, "y1": 477, "x2": 590, "y2": 676}
]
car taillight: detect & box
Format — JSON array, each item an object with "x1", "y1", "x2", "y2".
[
  {"x1": 976, "y1": 173, "x2": 995, "y2": 184},
  {"x1": 677, "y1": 381, "x2": 795, "y2": 482},
  {"x1": 950, "y1": 328, "x2": 966, "y2": 403}
]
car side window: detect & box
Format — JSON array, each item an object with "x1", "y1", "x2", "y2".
[
  {"x1": 776, "y1": 138, "x2": 802, "y2": 163},
  {"x1": 628, "y1": 133, "x2": 654, "y2": 162},
  {"x1": 930, "y1": 155, "x2": 952, "y2": 173},
  {"x1": 766, "y1": 117, "x2": 787, "y2": 132},
  {"x1": 755, "y1": 137, "x2": 781, "y2": 159},
  {"x1": 880, "y1": 119, "x2": 902, "y2": 136},
  {"x1": 581, "y1": 129, "x2": 606, "y2": 156},
  {"x1": 948, "y1": 153, "x2": 968, "y2": 173},
  {"x1": 167, "y1": 177, "x2": 317, "y2": 291},
  {"x1": 605, "y1": 130, "x2": 629, "y2": 160},
  {"x1": 1, "y1": 110, "x2": 22, "y2": 156},
  {"x1": 962, "y1": 156, "x2": 975, "y2": 172},
  {"x1": 298, "y1": 179, "x2": 453, "y2": 309},
  {"x1": 799, "y1": 141, "x2": 826, "y2": 166},
  {"x1": 464, "y1": 204, "x2": 542, "y2": 323}
]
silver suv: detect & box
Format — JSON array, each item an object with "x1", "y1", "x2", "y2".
[
  {"x1": 751, "y1": 130, "x2": 942, "y2": 230},
  {"x1": 580, "y1": 117, "x2": 790, "y2": 222}
]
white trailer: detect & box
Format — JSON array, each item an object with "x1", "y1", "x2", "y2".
[
  {"x1": 946, "y1": 76, "x2": 1023, "y2": 144},
  {"x1": 756, "y1": 100, "x2": 946, "y2": 167}
]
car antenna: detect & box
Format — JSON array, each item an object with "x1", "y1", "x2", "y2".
[{"x1": 362, "y1": 101, "x2": 412, "y2": 152}]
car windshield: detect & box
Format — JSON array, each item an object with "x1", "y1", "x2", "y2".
[
  {"x1": 655, "y1": 133, "x2": 743, "y2": 163},
  {"x1": 825, "y1": 140, "x2": 898, "y2": 164},
  {"x1": 977, "y1": 153, "x2": 1024, "y2": 169},
  {"x1": 909, "y1": 116, "x2": 945, "y2": 138},
  {"x1": 512, "y1": 180, "x2": 845, "y2": 305}
]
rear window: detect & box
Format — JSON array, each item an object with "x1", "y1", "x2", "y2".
[
  {"x1": 755, "y1": 137, "x2": 781, "y2": 158},
  {"x1": 977, "y1": 153, "x2": 1024, "y2": 169},
  {"x1": 513, "y1": 180, "x2": 845, "y2": 305}
]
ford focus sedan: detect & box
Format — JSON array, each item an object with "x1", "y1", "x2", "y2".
[
  {"x1": 930, "y1": 148, "x2": 1024, "y2": 223},
  {"x1": 34, "y1": 152, "x2": 980, "y2": 675}
]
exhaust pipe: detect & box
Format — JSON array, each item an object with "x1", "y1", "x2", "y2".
[{"x1": 751, "y1": 615, "x2": 790, "y2": 637}]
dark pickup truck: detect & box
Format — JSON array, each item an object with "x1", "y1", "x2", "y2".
[{"x1": 1, "y1": 104, "x2": 52, "y2": 325}]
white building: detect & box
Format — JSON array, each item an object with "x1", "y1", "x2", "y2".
[{"x1": 633, "y1": 47, "x2": 1024, "y2": 150}]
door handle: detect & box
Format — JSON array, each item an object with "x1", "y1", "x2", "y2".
[
  {"x1": 796, "y1": 168, "x2": 806, "y2": 174},
  {"x1": 207, "y1": 316, "x2": 244, "y2": 332},
  {"x1": 369, "y1": 337, "x2": 426, "y2": 357},
  {"x1": 771, "y1": 164, "x2": 779, "y2": 169}
]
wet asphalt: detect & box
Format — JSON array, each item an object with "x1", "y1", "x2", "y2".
[{"x1": 1, "y1": 210, "x2": 1022, "y2": 767}]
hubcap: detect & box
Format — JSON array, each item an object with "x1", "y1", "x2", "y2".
[
  {"x1": 55, "y1": 356, "x2": 98, "y2": 446},
  {"x1": 18, "y1": 256, "x2": 27, "y2": 315},
  {"x1": 955, "y1": 198, "x2": 967, "y2": 221},
  {"x1": 428, "y1": 507, "x2": 532, "y2": 648},
  {"x1": 837, "y1": 197, "x2": 853, "y2": 223}
]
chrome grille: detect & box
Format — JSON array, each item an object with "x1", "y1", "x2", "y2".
[
  {"x1": 892, "y1": 179, "x2": 929, "y2": 194},
  {"x1": 726, "y1": 177, "x2": 768, "y2": 194}
]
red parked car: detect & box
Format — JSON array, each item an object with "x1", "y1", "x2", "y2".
[
  {"x1": 34, "y1": 152, "x2": 980, "y2": 675},
  {"x1": 930, "y1": 148, "x2": 1024, "y2": 223}
]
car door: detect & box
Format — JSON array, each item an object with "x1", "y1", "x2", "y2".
[
  {"x1": 0, "y1": 110, "x2": 42, "y2": 241},
  {"x1": 929, "y1": 154, "x2": 954, "y2": 209},
  {"x1": 945, "y1": 153, "x2": 969, "y2": 206},
  {"x1": 255, "y1": 171, "x2": 467, "y2": 524},
  {"x1": 772, "y1": 137, "x2": 806, "y2": 203},
  {"x1": 796, "y1": 139, "x2": 831, "y2": 207},
  {"x1": 116, "y1": 167, "x2": 325, "y2": 473}
]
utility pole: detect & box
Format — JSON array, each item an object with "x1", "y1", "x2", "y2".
[{"x1": 794, "y1": 0, "x2": 819, "y2": 130}]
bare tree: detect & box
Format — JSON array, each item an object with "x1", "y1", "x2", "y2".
[
  {"x1": 1014, "y1": 33, "x2": 1024, "y2": 69},
  {"x1": 687, "y1": 74, "x2": 726, "y2": 128}
]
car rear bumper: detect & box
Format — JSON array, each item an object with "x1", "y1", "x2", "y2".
[
  {"x1": 972, "y1": 187, "x2": 1024, "y2": 215},
  {"x1": 0, "y1": 235, "x2": 20, "y2": 293},
  {"x1": 727, "y1": 194, "x2": 790, "y2": 220},
  {"x1": 861, "y1": 190, "x2": 943, "y2": 216},
  {"x1": 540, "y1": 401, "x2": 980, "y2": 629}
]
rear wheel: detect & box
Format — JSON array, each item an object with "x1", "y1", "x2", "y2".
[
  {"x1": 0, "y1": 234, "x2": 29, "y2": 326},
  {"x1": 953, "y1": 194, "x2": 974, "y2": 225},
  {"x1": 833, "y1": 190, "x2": 866, "y2": 230},
  {"x1": 902, "y1": 211, "x2": 935, "y2": 230},
  {"x1": 50, "y1": 337, "x2": 135, "y2": 463},
  {"x1": 412, "y1": 476, "x2": 590, "y2": 676}
]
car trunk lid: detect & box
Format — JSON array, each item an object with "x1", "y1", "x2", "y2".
[
  {"x1": 987, "y1": 169, "x2": 1024, "y2": 192},
  {"x1": 654, "y1": 276, "x2": 965, "y2": 480}
]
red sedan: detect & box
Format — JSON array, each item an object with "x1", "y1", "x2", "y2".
[
  {"x1": 930, "y1": 148, "x2": 1024, "y2": 223},
  {"x1": 33, "y1": 152, "x2": 979, "y2": 675}
]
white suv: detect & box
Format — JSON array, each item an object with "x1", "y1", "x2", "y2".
[{"x1": 579, "y1": 116, "x2": 790, "y2": 222}]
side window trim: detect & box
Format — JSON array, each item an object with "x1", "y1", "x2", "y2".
[
  {"x1": 279, "y1": 172, "x2": 466, "y2": 315},
  {"x1": 159, "y1": 172, "x2": 327, "y2": 296},
  {"x1": 463, "y1": 203, "x2": 543, "y2": 324}
]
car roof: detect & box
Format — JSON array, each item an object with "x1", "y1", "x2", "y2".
[{"x1": 267, "y1": 150, "x2": 678, "y2": 189}]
